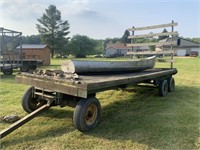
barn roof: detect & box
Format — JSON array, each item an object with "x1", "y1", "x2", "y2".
[{"x1": 16, "y1": 44, "x2": 48, "y2": 49}]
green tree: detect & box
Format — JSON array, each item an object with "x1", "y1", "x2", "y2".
[
  {"x1": 158, "y1": 28, "x2": 169, "y2": 40},
  {"x1": 36, "y1": 5, "x2": 70, "y2": 58},
  {"x1": 68, "y1": 35, "x2": 97, "y2": 58},
  {"x1": 22, "y1": 35, "x2": 41, "y2": 44},
  {"x1": 149, "y1": 45, "x2": 156, "y2": 51},
  {"x1": 122, "y1": 30, "x2": 131, "y2": 44},
  {"x1": 104, "y1": 37, "x2": 122, "y2": 45},
  {"x1": 191, "y1": 38, "x2": 200, "y2": 43},
  {"x1": 94, "y1": 40, "x2": 104, "y2": 55}
]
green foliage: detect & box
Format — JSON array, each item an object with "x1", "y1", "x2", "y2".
[
  {"x1": 121, "y1": 30, "x2": 131, "y2": 44},
  {"x1": 0, "y1": 35, "x2": 21, "y2": 51},
  {"x1": 191, "y1": 38, "x2": 200, "y2": 43},
  {"x1": 104, "y1": 37, "x2": 122, "y2": 45},
  {"x1": 36, "y1": 5, "x2": 70, "y2": 58},
  {"x1": 185, "y1": 37, "x2": 200, "y2": 43},
  {"x1": 149, "y1": 45, "x2": 156, "y2": 51},
  {"x1": 22, "y1": 35, "x2": 41, "y2": 44},
  {"x1": 134, "y1": 38, "x2": 148, "y2": 43},
  {"x1": 134, "y1": 37, "x2": 158, "y2": 43},
  {"x1": 67, "y1": 35, "x2": 97, "y2": 58},
  {"x1": 94, "y1": 40, "x2": 104, "y2": 55}
]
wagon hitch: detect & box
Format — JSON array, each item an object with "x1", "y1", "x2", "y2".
[{"x1": 0, "y1": 101, "x2": 53, "y2": 139}]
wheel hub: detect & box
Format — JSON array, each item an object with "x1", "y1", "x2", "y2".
[{"x1": 85, "y1": 104, "x2": 97, "y2": 126}]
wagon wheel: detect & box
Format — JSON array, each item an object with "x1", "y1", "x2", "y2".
[
  {"x1": 22, "y1": 87, "x2": 46, "y2": 113},
  {"x1": 20, "y1": 65, "x2": 29, "y2": 72},
  {"x1": 168, "y1": 77, "x2": 175, "y2": 92},
  {"x1": 3, "y1": 68, "x2": 13, "y2": 75},
  {"x1": 73, "y1": 96, "x2": 101, "y2": 132},
  {"x1": 30, "y1": 65, "x2": 37, "y2": 70},
  {"x1": 159, "y1": 80, "x2": 168, "y2": 97}
]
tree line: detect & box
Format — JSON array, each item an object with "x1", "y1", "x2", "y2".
[{"x1": 22, "y1": 5, "x2": 200, "y2": 58}]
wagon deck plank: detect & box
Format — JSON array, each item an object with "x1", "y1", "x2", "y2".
[{"x1": 16, "y1": 68, "x2": 177, "y2": 98}]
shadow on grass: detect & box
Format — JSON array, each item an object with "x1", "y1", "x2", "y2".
[
  {"x1": 0, "y1": 74, "x2": 16, "y2": 80},
  {"x1": 1, "y1": 85, "x2": 199, "y2": 149},
  {"x1": 1, "y1": 108, "x2": 75, "y2": 147},
  {"x1": 88, "y1": 85, "x2": 200, "y2": 149},
  {"x1": 41, "y1": 107, "x2": 74, "y2": 119},
  {"x1": 1, "y1": 126, "x2": 75, "y2": 148}
]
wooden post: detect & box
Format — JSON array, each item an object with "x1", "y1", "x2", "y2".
[
  {"x1": 131, "y1": 26, "x2": 134, "y2": 59},
  {"x1": 102, "y1": 41, "x2": 105, "y2": 58},
  {"x1": 170, "y1": 20, "x2": 174, "y2": 68}
]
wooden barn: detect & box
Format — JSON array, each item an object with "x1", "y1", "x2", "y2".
[{"x1": 17, "y1": 44, "x2": 50, "y2": 65}]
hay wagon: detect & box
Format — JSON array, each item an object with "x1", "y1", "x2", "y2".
[
  {"x1": 0, "y1": 67, "x2": 177, "y2": 139},
  {"x1": 0, "y1": 21, "x2": 178, "y2": 139}
]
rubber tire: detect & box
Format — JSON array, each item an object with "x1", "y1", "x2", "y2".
[
  {"x1": 73, "y1": 97, "x2": 101, "y2": 132},
  {"x1": 168, "y1": 77, "x2": 175, "y2": 92},
  {"x1": 3, "y1": 68, "x2": 13, "y2": 75},
  {"x1": 159, "y1": 80, "x2": 168, "y2": 97},
  {"x1": 30, "y1": 65, "x2": 37, "y2": 70},
  {"x1": 22, "y1": 87, "x2": 46, "y2": 113},
  {"x1": 20, "y1": 66, "x2": 29, "y2": 72}
]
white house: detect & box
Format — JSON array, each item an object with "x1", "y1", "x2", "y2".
[
  {"x1": 157, "y1": 37, "x2": 200, "y2": 56},
  {"x1": 105, "y1": 43, "x2": 149, "y2": 57}
]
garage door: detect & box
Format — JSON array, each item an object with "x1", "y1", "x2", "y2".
[{"x1": 177, "y1": 49, "x2": 186, "y2": 56}]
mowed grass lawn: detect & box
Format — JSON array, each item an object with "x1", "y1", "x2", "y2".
[{"x1": 0, "y1": 57, "x2": 199, "y2": 150}]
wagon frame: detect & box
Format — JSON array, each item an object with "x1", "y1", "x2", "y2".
[{"x1": 0, "y1": 21, "x2": 178, "y2": 139}]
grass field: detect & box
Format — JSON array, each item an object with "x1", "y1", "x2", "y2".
[{"x1": 0, "y1": 57, "x2": 200, "y2": 150}]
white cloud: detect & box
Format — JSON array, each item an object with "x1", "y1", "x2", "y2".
[
  {"x1": 59, "y1": 0, "x2": 100, "y2": 18},
  {"x1": 72, "y1": 0, "x2": 89, "y2": 5},
  {"x1": 1, "y1": 0, "x2": 46, "y2": 20},
  {"x1": 1, "y1": 0, "x2": 102, "y2": 35},
  {"x1": 2, "y1": 0, "x2": 100, "y2": 20}
]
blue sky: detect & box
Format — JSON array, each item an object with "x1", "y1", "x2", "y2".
[{"x1": 0, "y1": 0, "x2": 199, "y2": 39}]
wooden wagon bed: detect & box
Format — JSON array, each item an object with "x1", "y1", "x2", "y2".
[
  {"x1": 0, "y1": 22, "x2": 179, "y2": 139},
  {"x1": 16, "y1": 68, "x2": 177, "y2": 98}
]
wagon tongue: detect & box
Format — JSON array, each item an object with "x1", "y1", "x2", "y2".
[{"x1": 0, "y1": 103, "x2": 52, "y2": 139}]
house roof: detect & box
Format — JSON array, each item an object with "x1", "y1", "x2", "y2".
[
  {"x1": 133, "y1": 46, "x2": 149, "y2": 50},
  {"x1": 106, "y1": 43, "x2": 149, "y2": 50},
  {"x1": 158, "y1": 37, "x2": 200, "y2": 47},
  {"x1": 16, "y1": 44, "x2": 48, "y2": 49},
  {"x1": 106, "y1": 43, "x2": 130, "y2": 49}
]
